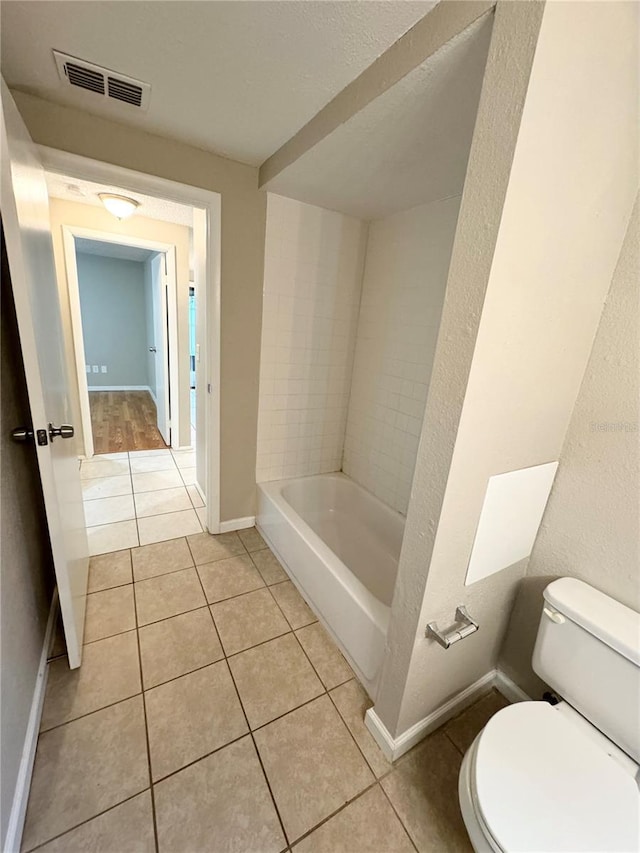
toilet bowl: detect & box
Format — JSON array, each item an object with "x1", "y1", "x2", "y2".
[{"x1": 458, "y1": 578, "x2": 640, "y2": 852}]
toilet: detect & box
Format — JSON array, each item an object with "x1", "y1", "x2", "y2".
[{"x1": 458, "y1": 577, "x2": 640, "y2": 852}]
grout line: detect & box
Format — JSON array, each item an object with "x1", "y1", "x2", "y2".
[
  {"x1": 23, "y1": 789, "x2": 153, "y2": 853},
  {"x1": 289, "y1": 779, "x2": 381, "y2": 848},
  {"x1": 131, "y1": 577, "x2": 160, "y2": 853},
  {"x1": 377, "y1": 783, "x2": 420, "y2": 853},
  {"x1": 191, "y1": 558, "x2": 291, "y2": 848}
]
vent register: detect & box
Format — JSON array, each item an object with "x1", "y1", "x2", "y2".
[{"x1": 53, "y1": 50, "x2": 151, "y2": 110}]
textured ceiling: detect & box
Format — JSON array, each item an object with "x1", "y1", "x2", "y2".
[
  {"x1": 45, "y1": 172, "x2": 194, "y2": 227},
  {"x1": 264, "y1": 12, "x2": 493, "y2": 220},
  {"x1": 1, "y1": 1, "x2": 435, "y2": 166}
]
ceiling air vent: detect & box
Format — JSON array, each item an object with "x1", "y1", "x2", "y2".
[{"x1": 53, "y1": 50, "x2": 151, "y2": 110}]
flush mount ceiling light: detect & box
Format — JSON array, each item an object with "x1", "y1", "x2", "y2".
[{"x1": 98, "y1": 193, "x2": 140, "y2": 220}]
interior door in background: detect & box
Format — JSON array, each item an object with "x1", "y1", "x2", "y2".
[
  {"x1": 1, "y1": 79, "x2": 89, "y2": 668},
  {"x1": 151, "y1": 252, "x2": 171, "y2": 445}
]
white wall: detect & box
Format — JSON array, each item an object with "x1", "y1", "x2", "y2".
[
  {"x1": 343, "y1": 197, "x2": 460, "y2": 514},
  {"x1": 256, "y1": 194, "x2": 367, "y2": 482},
  {"x1": 499, "y1": 197, "x2": 639, "y2": 697}
]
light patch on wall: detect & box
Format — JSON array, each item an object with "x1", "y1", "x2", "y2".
[{"x1": 465, "y1": 461, "x2": 559, "y2": 585}]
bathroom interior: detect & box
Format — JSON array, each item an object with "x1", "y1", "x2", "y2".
[{"x1": 2, "y1": 1, "x2": 638, "y2": 851}]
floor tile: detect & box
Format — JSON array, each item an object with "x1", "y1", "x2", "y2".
[
  {"x1": 443, "y1": 689, "x2": 509, "y2": 755},
  {"x1": 294, "y1": 785, "x2": 415, "y2": 853},
  {"x1": 172, "y1": 450, "x2": 196, "y2": 469},
  {"x1": 186, "y1": 484, "x2": 204, "y2": 507},
  {"x1": 197, "y1": 554, "x2": 265, "y2": 603},
  {"x1": 179, "y1": 466, "x2": 198, "y2": 485},
  {"x1": 137, "y1": 509, "x2": 202, "y2": 545},
  {"x1": 81, "y1": 474, "x2": 132, "y2": 501},
  {"x1": 229, "y1": 633, "x2": 324, "y2": 729},
  {"x1": 80, "y1": 458, "x2": 130, "y2": 480},
  {"x1": 84, "y1": 585, "x2": 136, "y2": 643},
  {"x1": 87, "y1": 520, "x2": 139, "y2": 556},
  {"x1": 330, "y1": 679, "x2": 391, "y2": 778},
  {"x1": 98, "y1": 451, "x2": 130, "y2": 460},
  {"x1": 186, "y1": 530, "x2": 245, "y2": 565},
  {"x1": 131, "y1": 537, "x2": 193, "y2": 582},
  {"x1": 41, "y1": 631, "x2": 140, "y2": 731},
  {"x1": 129, "y1": 449, "x2": 172, "y2": 458},
  {"x1": 271, "y1": 580, "x2": 317, "y2": 629},
  {"x1": 255, "y1": 694, "x2": 374, "y2": 841},
  {"x1": 134, "y1": 486, "x2": 192, "y2": 518},
  {"x1": 21, "y1": 696, "x2": 148, "y2": 852},
  {"x1": 251, "y1": 547, "x2": 288, "y2": 585},
  {"x1": 132, "y1": 469, "x2": 184, "y2": 493},
  {"x1": 211, "y1": 588, "x2": 290, "y2": 656},
  {"x1": 381, "y1": 731, "x2": 470, "y2": 852},
  {"x1": 87, "y1": 549, "x2": 132, "y2": 593},
  {"x1": 196, "y1": 506, "x2": 207, "y2": 529},
  {"x1": 135, "y1": 567, "x2": 206, "y2": 626},
  {"x1": 154, "y1": 736, "x2": 285, "y2": 853},
  {"x1": 296, "y1": 622, "x2": 352, "y2": 689},
  {"x1": 84, "y1": 495, "x2": 135, "y2": 527},
  {"x1": 35, "y1": 791, "x2": 155, "y2": 853},
  {"x1": 129, "y1": 454, "x2": 177, "y2": 473},
  {"x1": 139, "y1": 607, "x2": 223, "y2": 689},
  {"x1": 145, "y1": 661, "x2": 248, "y2": 780},
  {"x1": 238, "y1": 526, "x2": 266, "y2": 552}
]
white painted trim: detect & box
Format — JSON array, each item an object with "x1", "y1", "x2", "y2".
[
  {"x1": 4, "y1": 591, "x2": 58, "y2": 853},
  {"x1": 219, "y1": 515, "x2": 255, "y2": 534},
  {"x1": 87, "y1": 385, "x2": 153, "y2": 392},
  {"x1": 365, "y1": 670, "x2": 496, "y2": 761},
  {"x1": 42, "y1": 146, "x2": 222, "y2": 534},
  {"x1": 494, "y1": 668, "x2": 531, "y2": 703}
]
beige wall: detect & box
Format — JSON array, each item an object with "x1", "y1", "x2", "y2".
[
  {"x1": 13, "y1": 91, "x2": 267, "y2": 521},
  {"x1": 374, "y1": 0, "x2": 638, "y2": 737},
  {"x1": 48, "y1": 199, "x2": 191, "y2": 451},
  {"x1": 499, "y1": 197, "x2": 639, "y2": 698}
]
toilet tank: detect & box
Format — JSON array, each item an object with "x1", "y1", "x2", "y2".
[{"x1": 533, "y1": 578, "x2": 640, "y2": 763}]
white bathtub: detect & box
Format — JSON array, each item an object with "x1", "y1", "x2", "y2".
[{"x1": 256, "y1": 473, "x2": 405, "y2": 696}]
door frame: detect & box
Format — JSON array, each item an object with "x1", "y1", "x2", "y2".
[
  {"x1": 62, "y1": 226, "x2": 179, "y2": 457},
  {"x1": 41, "y1": 146, "x2": 222, "y2": 533}
]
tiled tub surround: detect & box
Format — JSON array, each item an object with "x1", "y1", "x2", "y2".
[
  {"x1": 26, "y1": 527, "x2": 509, "y2": 852},
  {"x1": 258, "y1": 473, "x2": 404, "y2": 696},
  {"x1": 343, "y1": 196, "x2": 461, "y2": 514},
  {"x1": 80, "y1": 449, "x2": 206, "y2": 555},
  {"x1": 256, "y1": 194, "x2": 367, "y2": 483}
]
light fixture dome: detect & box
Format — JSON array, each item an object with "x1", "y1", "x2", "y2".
[{"x1": 98, "y1": 193, "x2": 140, "y2": 220}]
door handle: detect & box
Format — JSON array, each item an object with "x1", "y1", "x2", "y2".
[
  {"x1": 12, "y1": 426, "x2": 50, "y2": 445},
  {"x1": 149, "y1": 347, "x2": 157, "y2": 353},
  {"x1": 49, "y1": 423, "x2": 74, "y2": 441}
]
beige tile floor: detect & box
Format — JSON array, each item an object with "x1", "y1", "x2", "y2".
[
  {"x1": 81, "y1": 449, "x2": 206, "y2": 556},
  {"x1": 26, "y1": 529, "x2": 509, "y2": 853}
]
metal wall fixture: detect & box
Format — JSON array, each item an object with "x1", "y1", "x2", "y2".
[{"x1": 426, "y1": 605, "x2": 479, "y2": 649}]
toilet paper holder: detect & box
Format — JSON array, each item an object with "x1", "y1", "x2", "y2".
[{"x1": 426, "y1": 605, "x2": 479, "y2": 649}]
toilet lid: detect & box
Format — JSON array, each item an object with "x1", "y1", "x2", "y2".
[{"x1": 474, "y1": 702, "x2": 640, "y2": 852}]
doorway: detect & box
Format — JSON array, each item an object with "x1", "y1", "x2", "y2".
[{"x1": 72, "y1": 237, "x2": 172, "y2": 454}]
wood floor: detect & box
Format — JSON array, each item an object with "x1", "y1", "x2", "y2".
[{"x1": 89, "y1": 390, "x2": 168, "y2": 454}]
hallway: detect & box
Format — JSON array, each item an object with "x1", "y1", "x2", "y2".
[{"x1": 89, "y1": 391, "x2": 168, "y2": 454}]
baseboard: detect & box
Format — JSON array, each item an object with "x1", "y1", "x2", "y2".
[
  {"x1": 4, "y1": 590, "x2": 58, "y2": 853},
  {"x1": 219, "y1": 515, "x2": 255, "y2": 534},
  {"x1": 493, "y1": 668, "x2": 531, "y2": 703},
  {"x1": 87, "y1": 385, "x2": 152, "y2": 392},
  {"x1": 364, "y1": 667, "x2": 531, "y2": 763}
]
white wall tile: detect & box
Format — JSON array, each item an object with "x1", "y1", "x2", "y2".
[
  {"x1": 343, "y1": 196, "x2": 461, "y2": 514},
  {"x1": 256, "y1": 194, "x2": 367, "y2": 482}
]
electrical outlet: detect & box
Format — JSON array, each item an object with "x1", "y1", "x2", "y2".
[
  {"x1": 101, "y1": 365, "x2": 107, "y2": 373},
  {"x1": 92, "y1": 365, "x2": 99, "y2": 373}
]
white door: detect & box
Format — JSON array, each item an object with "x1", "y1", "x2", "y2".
[
  {"x1": 151, "y1": 252, "x2": 171, "y2": 444},
  {"x1": 1, "y1": 80, "x2": 89, "y2": 668}
]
